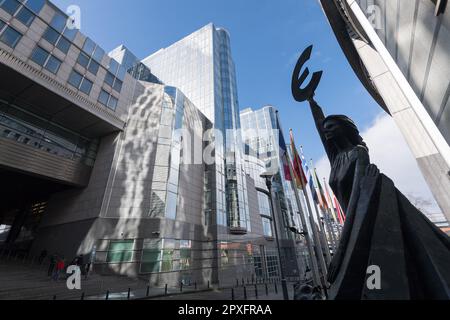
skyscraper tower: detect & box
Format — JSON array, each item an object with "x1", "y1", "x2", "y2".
[{"x1": 143, "y1": 24, "x2": 250, "y2": 233}]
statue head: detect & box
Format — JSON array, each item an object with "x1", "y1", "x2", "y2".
[{"x1": 323, "y1": 115, "x2": 368, "y2": 152}]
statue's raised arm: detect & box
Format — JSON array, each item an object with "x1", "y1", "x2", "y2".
[
  {"x1": 307, "y1": 97, "x2": 336, "y2": 163},
  {"x1": 291, "y1": 45, "x2": 335, "y2": 162}
]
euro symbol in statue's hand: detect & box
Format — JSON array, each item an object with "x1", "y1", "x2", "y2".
[{"x1": 291, "y1": 45, "x2": 323, "y2": 102}]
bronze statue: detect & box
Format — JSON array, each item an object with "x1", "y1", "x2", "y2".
[{"x1": 292, "y1": 46, "x2": 450, "y2": 300}]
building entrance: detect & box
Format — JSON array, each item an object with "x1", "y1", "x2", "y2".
[{"x1": 0, "y1": 168, "x2": 71, "y2": 255}]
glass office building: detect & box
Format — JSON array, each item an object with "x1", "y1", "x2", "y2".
[
  {"x1": 240, "y1": 106, "x2": 302, "y2": 239},
  {"x1": 143, "y1": 24, "x2": 250, "y2": 233}
]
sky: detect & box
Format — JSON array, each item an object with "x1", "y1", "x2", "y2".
[{"x1": 52, "y1": 0, "x2": 440, "y2": 213}]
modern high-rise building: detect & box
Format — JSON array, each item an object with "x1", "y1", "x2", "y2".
[
  {"x1": 319, "y1": 0, "x2": 450, "y2": 221},
  {"x1": 241, "y1": 106, "x2": 307, "y2": 275},
  {"x1": 0, "y1": 1, "x2": 303, "y2": 287},
  {"x1": 142, "y1": 24, "x2": 251, "y2": 236}
]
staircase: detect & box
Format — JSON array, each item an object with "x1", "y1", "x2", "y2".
[{"x1": 0, "y1": 257, "x2": 151, "y2": 300}]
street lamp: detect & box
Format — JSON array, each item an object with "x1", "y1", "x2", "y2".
[
  {"x1": 289, "y1": 226, "x2": 307, "y2": 237},
  {"x1": 260, "y1": 172, "x2": 290, "y2": 301}
]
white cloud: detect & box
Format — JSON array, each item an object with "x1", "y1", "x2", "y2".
[{"x1": 315, "y1": 113, "x2": 442, "y2": 215}]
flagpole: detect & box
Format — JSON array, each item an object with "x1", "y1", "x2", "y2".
[
  {"x1": 323, "y1": 207, "x2": 338, "y2": 253},
  {"x1": 310, "y1": 162, "x2": 332, "y2": 265},
  {"x1": 284, "y1": 152, "x2": 324, "y2": 290},
  {"x1": 310, "y1": 193, "x2": 332, "y2": 266},
  {"x1": 319, "y1": 177, "x2": 339, "y2": 252},
  {"x1": 297, "y1": 148, "x2": 330, "y2": 280},
  {"x1": 323, "y1": 178, "x2": 341, "y2": 242}
]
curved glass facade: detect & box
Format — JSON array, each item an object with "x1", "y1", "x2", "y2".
[{"x1": 143, "y1": 24, "x2": 251, "y2": 232}]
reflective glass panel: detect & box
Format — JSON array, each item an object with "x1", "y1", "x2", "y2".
[
  {"x1": 77, "y1": 52, "x2": 89, "y2": 68},
  {"x1": 0, "y1": 26, "x2": 21, "y2": 48},
  {"x1": 82, "y1": 38, "x2": 95, "y2": 55},
  {"x1": 44, "y1": 55, "x2": 61, "y2": 74},
  {"x1": 42, "y1": 27, "x2": 59, "y2": 45},
  {"x1": 67, "y1": 70, "x2": 82, "y2": 88},
  {"x1": 30, "y1": 46, "x2": 49, "y2": 66},
  {"x1": 56, "y1": 36, "x2": 70, "y2": 54},
  {"x1": 98, "y1": 90, "x2": 109, "y2": 106},
  {"x1": 15, "y1": 6, "x2": 34, "y2": 26},
  {"x1": 25, "y1": 0, "x2": 45, "y2": 13},
  {"x1": 50, "y1": 11, "x2": 66, "y2": 32},
  {"x1": 79, "y1": 78, "x2": 93, "y2": 95},
  {"x1": 0, "y1": 0, "x2": 20, "y2": 15}
]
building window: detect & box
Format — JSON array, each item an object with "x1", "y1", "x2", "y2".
[
  {"x1": 262, "y1": 217, "x2": 273, "y2": 238},
  {"x1": 265, "y1": 253, "x2": 280, "y2": 278},
  {"x1": 68, "y1": 70, "x2": 83, "y2": 88},
  {"x1": 42, "y1": 26, "x2": 72, "y2": 54},
  {"x1": 140, "y1": 240, "x2": 162, "y2": 273},
  {"x1": 108, "y1": 96, "x2": 118, "y2": 110},
  {"x1": 113, "y1": 78, "x2": 123, "y2": 92},
  {"x1": 45, "y1": 55, "x2": 62, "y2": 74},
  {"x1": 43, "y1": 27, "x2": 59, "y2": 45},
  {"x1": 68, "y1": 70, "x2": 93, "y2": 95},
  {"x1": 97, "y1": 89, "x2": 119, "y2": 111},
  {"x1": 15, "y1": 6, "x2": 34, "y2": 26},
  {"x1": 254, "y1": 255, "x2": 264, "y2": 278},
  {"x1": 0, "y1": 25, "x2": 22, "y2": 48},
  {"x1": 24, "y1": 0, "x2": 45, "y2": 14},
  {"x1": 140, "y1": 239, "x2": 193, "y2": 274},
  {"x1": 87, "y1": 59, "x2": 100, "y2": 75},
  {"x1": 0, "y1": 0, "x2": 21, "y2": 16},
  {"x1": 104, "y1": 57, "x2": 125, "y2": 93},
  {"x1": 0, "y1": 20, "x2": 5, "y2": 31},
  {"x1": 30, "y1": 46, "x2": 61, "y2": 74},
  {"x1": 79, "y1": 77, "x2": 93, "y2": 95},
  {"x1": 104, "y1": 71, "x2": 115, "y2": 87},
  {"x1": 106, "y1": 240, "x2": 134, "y2": 263},
  {"x1": 77, "y1": 52, "x2": 89, "y2": 68},
  {"x1": 258, "y1": 192, "x2": 271, "y2": 217},
  {"x1": 179, "y1": 240, "x2": 192, "y2": 270},
  {"x1": 76, "y1": 38, "x2": 106, "y2": 77},
  {"x1": 98, "y1": 89, "x2": 109, "y2": 106}
]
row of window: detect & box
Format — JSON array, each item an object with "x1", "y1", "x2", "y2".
[
  {"x1": 30, "y1": 46, "x2": 62, "y2": 74},
  {"x1": 27, "y1": 44, "x2": 119, "y2": 111},
  {"x1": 0, "y1": 0, "x2": 45, "y2": 27},
  {"x1": 1, "y1": 2, "x2": 124, "y2": 109},
  {"x1": 39, "y1": 12, "x2": 124, "y2": 96},
  {"x1": 77, "y1": 37, "x2": 124, "y2": 94}
]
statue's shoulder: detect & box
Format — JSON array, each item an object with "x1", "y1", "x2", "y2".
[{"x1": 349, "y1": 145, "x2": 370, "y2": 159}]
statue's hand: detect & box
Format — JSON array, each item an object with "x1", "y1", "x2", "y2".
[
  {"x1": 360, "y1": 164, "x2": 380, "y2": 191},
  {"x1": 291, "y1": 46, "x2": 323, "y2": 103}
]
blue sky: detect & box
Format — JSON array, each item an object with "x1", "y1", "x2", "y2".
[{"x1": 53, "y1": 0, "x2": 384, "y2": 162}]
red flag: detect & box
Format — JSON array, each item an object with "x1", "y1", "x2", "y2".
[
  {"x1": 315, "y1": 170, "x2": 329, "y2": 211},
  {"x1": 333, "y1": 195, "x2": 346, "y2": 225},
  {"x1": 289, "y1": 130, "x2": 308, "y2": 189}
]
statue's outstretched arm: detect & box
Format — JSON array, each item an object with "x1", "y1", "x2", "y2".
[{"x1": 308, "y1": 98, "x2": 334, "y2": 162}]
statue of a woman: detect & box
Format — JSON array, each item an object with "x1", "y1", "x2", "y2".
[{"x1": 307, "y1": 98, "x2": 450, "y2": 300}]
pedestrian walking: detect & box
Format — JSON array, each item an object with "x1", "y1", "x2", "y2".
[
  {"x1": 85, "y1": 246, "x2": 96, "y2": 280},
  {"x1": 52, "y1": 257, "x2": 65, "y2": 281}
]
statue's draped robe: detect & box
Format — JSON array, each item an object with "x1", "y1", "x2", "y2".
[{"x1": 309, "y1": 100, "x2": 450, "y2": 300}]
